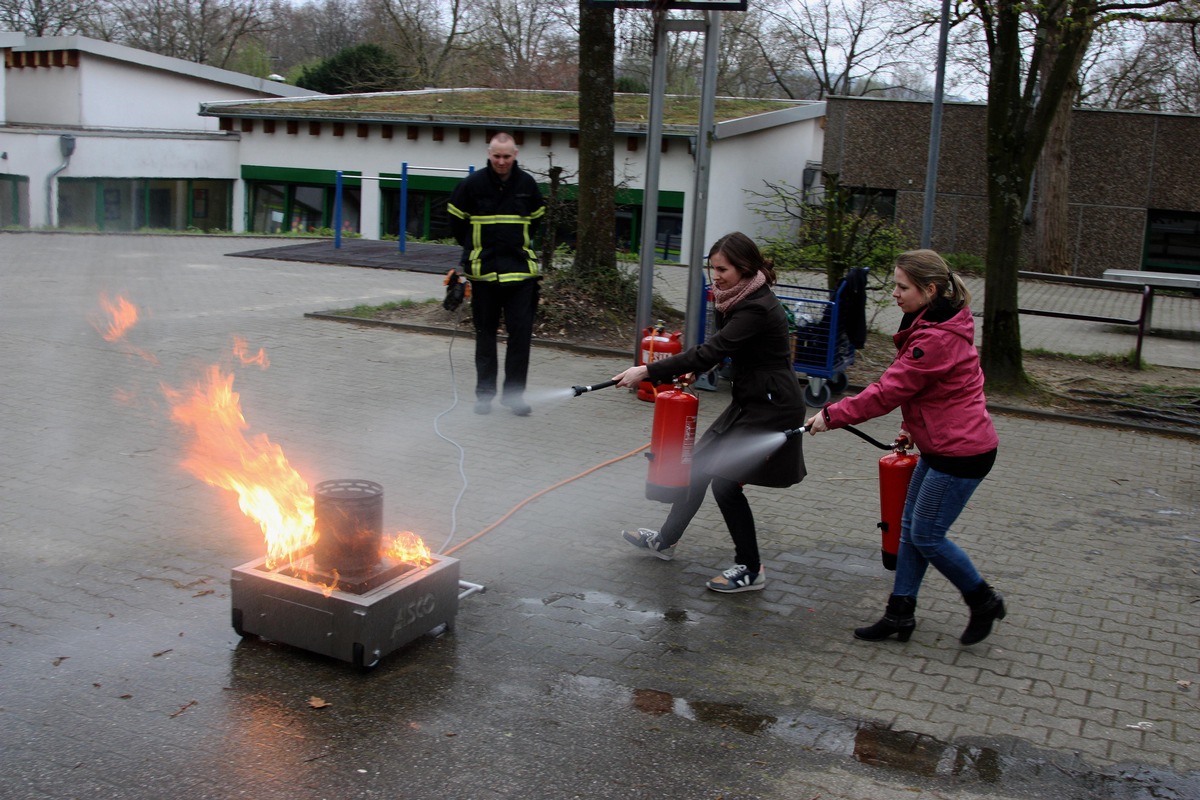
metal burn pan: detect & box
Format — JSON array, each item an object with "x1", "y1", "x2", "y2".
[{"x1": 231, "y1": 552, "x2": 462, "y2": 668}]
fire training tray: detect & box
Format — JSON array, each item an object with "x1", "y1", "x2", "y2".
[{"x1": 231, "y1": 552, "x2": 461, "y2": 668}]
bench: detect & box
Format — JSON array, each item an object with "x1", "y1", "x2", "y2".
[{"x1": 1102, "y1": 269, "x2": 1200, "y2": 291}]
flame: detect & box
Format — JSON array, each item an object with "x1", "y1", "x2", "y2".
[
  {"x1": 386, "y1": 531, "x2": 433, "y2": 568},
  {"x1": 313, "y1": 569, "x2": 339, "y2": 598},
  {"x1": 95, "y1": 293, "x2": 139, "y2": 342},
  {"x1": 163, "y1": 366, "x2": 314, "y2": 567},
  {"x1": 232, "y1": 336, "x2": 270, "y2": 368}
]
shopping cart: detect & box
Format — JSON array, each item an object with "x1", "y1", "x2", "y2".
[{"x1": 701, "y1": 270, "x2": 865, "y2": 408}]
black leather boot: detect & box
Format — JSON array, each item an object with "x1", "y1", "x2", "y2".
[
  {"x1": 854, "y1": 594, "x2": 916, "y2": 642},
  {"x1": 960, "y1": 582, "x2": 1006, "y2": 645}
]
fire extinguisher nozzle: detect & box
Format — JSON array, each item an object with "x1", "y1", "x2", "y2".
[
  {"x1": 783, "y1": 425, "x2": 807, "y2": 438},
  {"x1": 572, "y1": 379, "x2": 619, "y2": 397}
]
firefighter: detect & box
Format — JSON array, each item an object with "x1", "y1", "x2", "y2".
[{"x1": 448, "y1": 132, "x2": 546, "y2": 416}]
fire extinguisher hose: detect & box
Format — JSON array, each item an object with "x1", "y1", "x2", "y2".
[
  {"x1": 842, "y1": 424, "x2": 900, "y2": 451},
  {"x1": 443, "y1": 443, "x2": 650, "y2": 557}
]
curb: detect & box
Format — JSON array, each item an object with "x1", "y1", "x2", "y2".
[{"x1": 308, "y1": 312, "x2": 1200, "y2": 440}]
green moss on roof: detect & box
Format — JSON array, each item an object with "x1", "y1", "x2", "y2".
[{"x1": 208, "y1": 89, "x2": 801, "y2": 126}]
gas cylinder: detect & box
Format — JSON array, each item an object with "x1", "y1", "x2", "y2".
[
  {"x1": 637, "y1": 324, "x2": 683, "y2": 402},
  {"x1": 877, "y1": 449, "x2": 918, "y2": 570},
  {"x1": 645, "y1": 384, "x2": 698, "y2": 503}
]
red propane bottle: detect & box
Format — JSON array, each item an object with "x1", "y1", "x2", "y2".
[
  {"x1": 645, "y1": 383, "x2": 698, "y2": 503},
  {"x1": 877, "y1": 449, "x2": 918, "y2": 570},
  {"x1": 637, "y1": 324, "x2": 683, "y2": 402}
]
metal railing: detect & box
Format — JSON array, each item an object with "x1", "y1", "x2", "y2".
[
  {"x1": 333, "y1": 162, "x2": 474, "y2": 253},
  {"x1": 1016, "y1": 271, "x2": 1155, "y2": 368}
]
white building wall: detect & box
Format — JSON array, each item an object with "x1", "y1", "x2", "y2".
[
  {"x1": 6, "y1": 65, "x2": 82, "y2": 127},
  {"x1": 62, "y1": 132, "x2": 240, "y2": 178},
  {"x1": 71, "y1": 57, "x2": 282, "y2": 131},
  {"x1": 706, "y1": 119, "x2": 824, "y2": 245}
]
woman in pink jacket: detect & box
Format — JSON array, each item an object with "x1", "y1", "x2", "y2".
[{"x1": 804, "y1": 250, "x2": 1005, "y2": 646}]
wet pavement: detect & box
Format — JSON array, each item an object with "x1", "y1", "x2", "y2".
[{"x1": 1, "y1": 232, "x2": 1198, "y2": 800}]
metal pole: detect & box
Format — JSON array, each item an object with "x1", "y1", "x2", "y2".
[
  {"x1": 635, "y1": 10, "x2": 669, "y2": 362},
  {"x1": 334, "y1": 171, "x2": 343, "y2": 249},
  {"x1": 398, "y1": 162, "x2": 408, "y2": 253},
  {"x1": 920, "y1": 0, "x2": 951, "y2": 249},
  {"x1": 685, "y1": 10, "x2": 721, "y2": 348}
]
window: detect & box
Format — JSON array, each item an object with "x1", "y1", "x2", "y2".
[
  {"x1": 1145, "y1": 209, "x2": 1200, "y2": 273},
  {"x1": 57, "y1": 178, "x2": 231, "y2": 230},
  {"x1": 291, "y1": 186, "x2": 325, "y2": 233},
  {"x1": 251, "y1": 183, "x2": 287, "y2": 233},
  {"x1": 247, "y1": 181, "x2": 357, "y2": 234},
  {"x1": 655, "y1": 213, "x2": 684, "y2": 262},
  {"x1": 0, "y1": 175, "x2": 29, "y2": 227},
  {"x1": 381, "y1": 189, "x2": 452, "y2": 240},
  {"x1": 848, "y1": 187, "x2": 897, "y2": 220}
]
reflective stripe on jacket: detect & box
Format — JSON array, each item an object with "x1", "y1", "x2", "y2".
[{"x1": 447, "y1": 163, "x2": 546, "y2": 282}]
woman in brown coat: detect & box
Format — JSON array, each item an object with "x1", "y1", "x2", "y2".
[{"x1": 613, "y1": 232, "x2": 806, "y2": 592}]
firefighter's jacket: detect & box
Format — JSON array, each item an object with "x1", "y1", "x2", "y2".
[{"x1": 447, "y1": 162, "x2": 546, "y2": 283}]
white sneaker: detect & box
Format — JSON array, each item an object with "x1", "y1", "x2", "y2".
[
  {"x1": 706, "y1": 564, "x2": 765, "y2": 593},
  {"x1": 621, "y1": 528, "x2": 676, "y2": 561}
]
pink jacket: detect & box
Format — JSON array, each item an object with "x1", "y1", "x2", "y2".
[{"x1": 825, "y1": 306, "x2": 998, "y2": 457}]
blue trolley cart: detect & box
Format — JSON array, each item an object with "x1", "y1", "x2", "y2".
[{"x1": 702, "y1": 271, "x2": 865, "y2": 408}]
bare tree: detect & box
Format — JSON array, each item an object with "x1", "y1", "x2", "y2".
[
  {"x1": 968, "y1": 0, "x2": 1198, "y2": 387},
  {"x1": 1081, "y1": 20, "x2": 1200, "y2": 112},
  {"x1": 460, "y1": 0, "x2": 577, "y2": 89},
  {"x1": 758, "y1": 0, "x2": 925, "y2": 99},
  {"x1": 104, "y1": 0, "x2": 274, "y2": 67},
  {"x1": 0, "y1": 0, "x2": 103, "y2": 35},
  {"x1": 365, "y1": 0, "x2": 476, "y2": 88},
  {"x1": 258, "y1": 0, "x2": 367, "y2": 74}
]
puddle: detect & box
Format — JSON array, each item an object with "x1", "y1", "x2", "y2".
[
  {"x1": 551, "y1": 673, "x2": 1200, "y2": 796},
  {"x1": 527, "y1": 593, "x2": 702, "y2": 626}
]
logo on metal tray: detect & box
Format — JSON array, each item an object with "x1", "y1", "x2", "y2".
[{"x1": 392, "y1": 592, "x2": 437, "y2": 637}]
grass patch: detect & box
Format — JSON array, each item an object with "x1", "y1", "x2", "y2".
[
  {"x1": 1025, "y1": 348, "x2": 1141, "y2": 369},
  {"x1": 334, "y1": 298, "x2": 434, "y2": 318}
]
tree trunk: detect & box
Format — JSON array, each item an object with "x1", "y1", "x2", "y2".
[
  {"x1": 979, "y1": 0, "x2": 1091, "y2": 389},
  {"x1": 982, "y1": 154, "x2": 1027, "y2": 387},
  {"x1": 575, "y1": 2, "x2": 616, "y2": 281},
  {"x1": 1034, "y1": 99, "x2": 1074, "y2": 275},
  {"x1": 1033, "y1": 18, "x2": 1088, "y2": 277},
  {"x1": 979, "y1": 0, "x2": 1030, "y2": 389}
]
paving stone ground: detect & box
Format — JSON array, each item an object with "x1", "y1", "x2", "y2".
[{"x1": 1, "y1": 232, "x2": 1197, "y2": 800}]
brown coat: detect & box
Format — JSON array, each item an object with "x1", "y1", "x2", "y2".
[{"x1": 646, "y1": 286, "x2": 806, "y2": 487}]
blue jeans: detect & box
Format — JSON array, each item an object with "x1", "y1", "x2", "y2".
[{"x1": 893, "y1": 459, "x2": 985, "y2": 598}]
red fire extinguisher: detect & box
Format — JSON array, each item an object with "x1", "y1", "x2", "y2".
[
  {"x1": 877, "y1": 447, "x2": 918, "y2": 571},
  {"x1": 637, "y1": 323, "x2": 683, "y2": 402},
  {"x1": 645, "y1": 382, "x2": 698, "y2": 503}
]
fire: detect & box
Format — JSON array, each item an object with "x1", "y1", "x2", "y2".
[
  {"x1": 163, "y1": 365, "x2": 315, "y2": 567},
  {"x1": 386, "y1": 531, "x2": 433, "y2": 568},
  {"x1": 232, "y1": 336, "x2": 270, "y2": 368},
  {"x1": 94, "y1": 293, "x2": 139, "y2": 342}
]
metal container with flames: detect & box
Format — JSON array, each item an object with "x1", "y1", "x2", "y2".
[{"x1": 231, "y1": 478, "x2": 466, "y2": 668}]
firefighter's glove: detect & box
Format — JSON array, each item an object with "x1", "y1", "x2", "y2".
[{"x1": 443, "y1": 269, "x2": 467, "y2": 312}]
